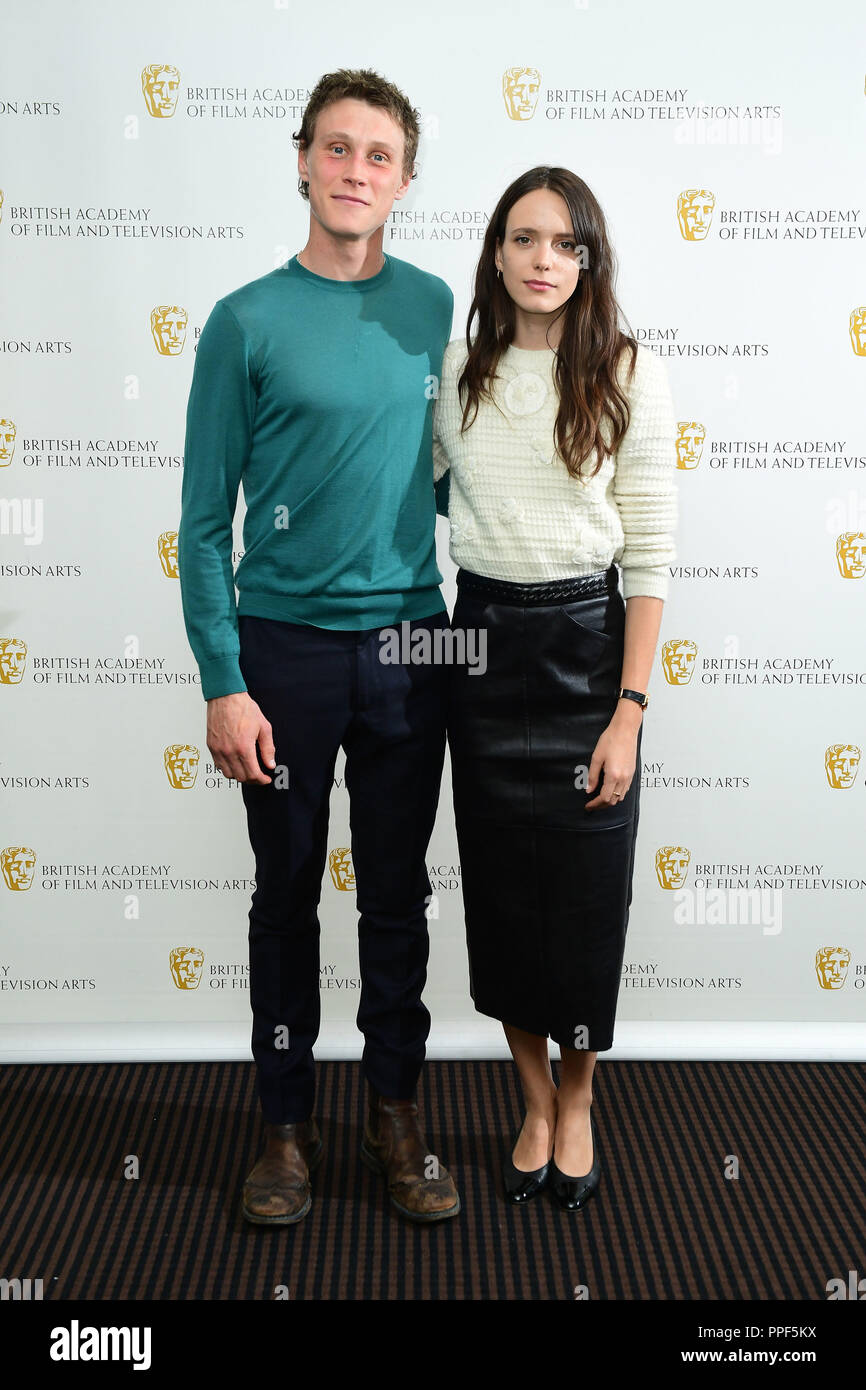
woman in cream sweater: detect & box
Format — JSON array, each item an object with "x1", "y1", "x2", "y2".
[{"x1": 433, "y1": 166, "x2": 678, "y2": 1211}]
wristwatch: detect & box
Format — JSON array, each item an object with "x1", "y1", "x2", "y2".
[{"x1": 618, "y1": 688, "x2": 649, "y2": 710}]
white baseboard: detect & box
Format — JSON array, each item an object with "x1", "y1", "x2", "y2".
[{"x1": 0, "y1": 1021, "x2": 863, "y2": 1063}]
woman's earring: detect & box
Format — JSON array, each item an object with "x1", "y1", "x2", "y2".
[{"x1": 496, "y1": 268, "x2": 502, "y2": 279}]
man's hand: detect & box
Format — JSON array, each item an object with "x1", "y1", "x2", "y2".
[{"x1": 206, "y1": 691, "x2": 276, "y2": 785}]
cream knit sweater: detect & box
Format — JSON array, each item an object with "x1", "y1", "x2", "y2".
[{"x1": 432, "y1": 339, "x2": 678, "y2": 599}]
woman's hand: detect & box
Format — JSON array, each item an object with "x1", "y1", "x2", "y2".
[{"x1": 584, "y1": 701, "x2": 643, "y2": 810}]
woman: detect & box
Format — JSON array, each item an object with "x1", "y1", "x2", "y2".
[{"x1": 433, "y1": 167, "x2": 677, "y2": 1210}]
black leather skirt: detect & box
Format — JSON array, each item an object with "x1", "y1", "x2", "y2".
[{"x1": 446, "y1": 564, "x2": 642, "y2": 1052}]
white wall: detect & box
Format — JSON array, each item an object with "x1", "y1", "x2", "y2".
[{"x1": 2, "y1": 0, "x2": 865, "y2": 1060}]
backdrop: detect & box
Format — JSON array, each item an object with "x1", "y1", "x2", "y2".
[{"x1": 2, "y1": 0, "x2": 864, "y2": 1062}]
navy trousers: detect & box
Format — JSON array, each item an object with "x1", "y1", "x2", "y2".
[{"x1": 238, "y1": 609, "x2": 449, "y2": 1124}]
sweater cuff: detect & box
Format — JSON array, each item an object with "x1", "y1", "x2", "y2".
[
  {"x1": 621, "y1": 567, "x2": 669, "y2": 601},
  {"x1": 198, "y1": 656, "x2": 248, "y2": 702}
]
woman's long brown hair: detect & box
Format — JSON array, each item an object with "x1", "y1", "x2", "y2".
[{"x1": 459, "y1": 166, "x2": 639, "y2": 481}]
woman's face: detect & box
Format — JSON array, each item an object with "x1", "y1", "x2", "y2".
[{"x1": 494, "y1": 188, "x2": 581, "y2": 322}]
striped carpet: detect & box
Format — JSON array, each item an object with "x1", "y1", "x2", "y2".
[{"x1": 1, "y1": 1059, "x2": 863, "y2": 1301}]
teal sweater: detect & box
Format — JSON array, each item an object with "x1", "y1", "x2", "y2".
[{"x1": 178, "y1": 253, "x2": 453, "y2": 700}]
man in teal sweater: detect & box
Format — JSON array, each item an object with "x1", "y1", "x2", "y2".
[{"x1": 178, "y1": 69, "x2": 459, "y2": 1224}]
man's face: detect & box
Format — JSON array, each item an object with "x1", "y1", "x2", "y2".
[{"x1": 298, "y1": 97, "x2": 411, "y2": 242}]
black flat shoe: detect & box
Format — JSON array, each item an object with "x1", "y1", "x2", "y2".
[
  {"x1": 550, "y1": 1116, "x2": 601, "y2": 1211},
  {"x1": 503, "y1": 1127, "x2": 552, "y2": 1204}
]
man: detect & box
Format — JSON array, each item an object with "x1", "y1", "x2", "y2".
[{"x1": 177, "y1": 68, "x2": 459, "y2": 1224}]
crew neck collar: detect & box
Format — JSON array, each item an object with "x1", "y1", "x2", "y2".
[
  {"x1": 504, "y1": 341, "x2": 556, "y2": 355},
  {"x1": 285, "y1": 252, "x2": 394, "y2": 292}
]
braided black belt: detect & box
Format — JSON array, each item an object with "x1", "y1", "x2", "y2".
[{"x1": 456, "y1": 564, "x2": 618, "y2": 606}]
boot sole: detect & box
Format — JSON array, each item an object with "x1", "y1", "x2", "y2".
[
  {"x1": 240, "y1": 1139, "x2": 324, "y2": 1226},
  {"x1": 359, "y1": 1139, "x2": 461, "y2": 1223}
]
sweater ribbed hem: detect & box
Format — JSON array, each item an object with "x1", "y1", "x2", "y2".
[{"x1": 237, "y1": 587, "x2": 447, "y2": 630}]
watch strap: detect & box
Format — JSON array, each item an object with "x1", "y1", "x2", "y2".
[{"x1": 619, "y1": 687, "x2": 649, "y2": 709}]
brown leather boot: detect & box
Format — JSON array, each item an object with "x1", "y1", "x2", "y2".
[
  {"x1": 360, "y1": 1087, "x2": 461, "y2": 1222},
  {"x1": 241, "y1": 1118, "x2": 323, "y2": 1225}
]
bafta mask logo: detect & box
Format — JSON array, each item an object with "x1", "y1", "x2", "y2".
[
  {"x1": 824, "y1": 744, "x2": 861, "y2": 789},
  {"x1": 676, "y1": 422, "x2": 705, "y2": 470},
  {"x1": 502, "y1": 67, "x2": 541, "y2": 121},
  {"x1": 836, "y1": 532, "x2": 866, "y2": 578},
  {"x1": 815, "y1": 946, "x2": 850, "y2": 990},
  {"x1": 169, "y1": 946, "x2": 205, "y2": 989},
  {"x1": 850, "y1": 307, "x2": 866, "y2": 355},
  {"x1": 141, "y1": 63, "x2": 181, "y2": 118},
  {"x1": 164, "y1": 743, "x2": 200, "y2": 789},
  {"x1": 677, "y1": 189, "x2": 715, "y2": 241},
  {"x1": 0, "y1": 188, "x2": 4, "y2": 224},
  {"x1": 1, "y1": 846, "x2": 36, "y2": 891},
  {"x1": 0, "y1": 417, "x2": 16, "y2": 466},
  {"x1": 655, "y1": 845, "x2": 691, "y2": 889},
  {"x1": 151, "y1": 306, "x2": 188, "y2": 356},
  {"x1": 328, "y1": 848, "x2": 355, "y2": 891},
  {"x1": 158, "y1": 530, "x2": 179, "y2": 577},
  {"x1": 0, "y1": 638, "x2": 27, "y2": 684},
  {"x1": 661, "y1": 639, "x2": 697, "y2": 685}
]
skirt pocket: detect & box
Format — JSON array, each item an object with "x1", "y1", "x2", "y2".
[{"x1": 555, "y1": 604, "x2": 615, "y2": 664}]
